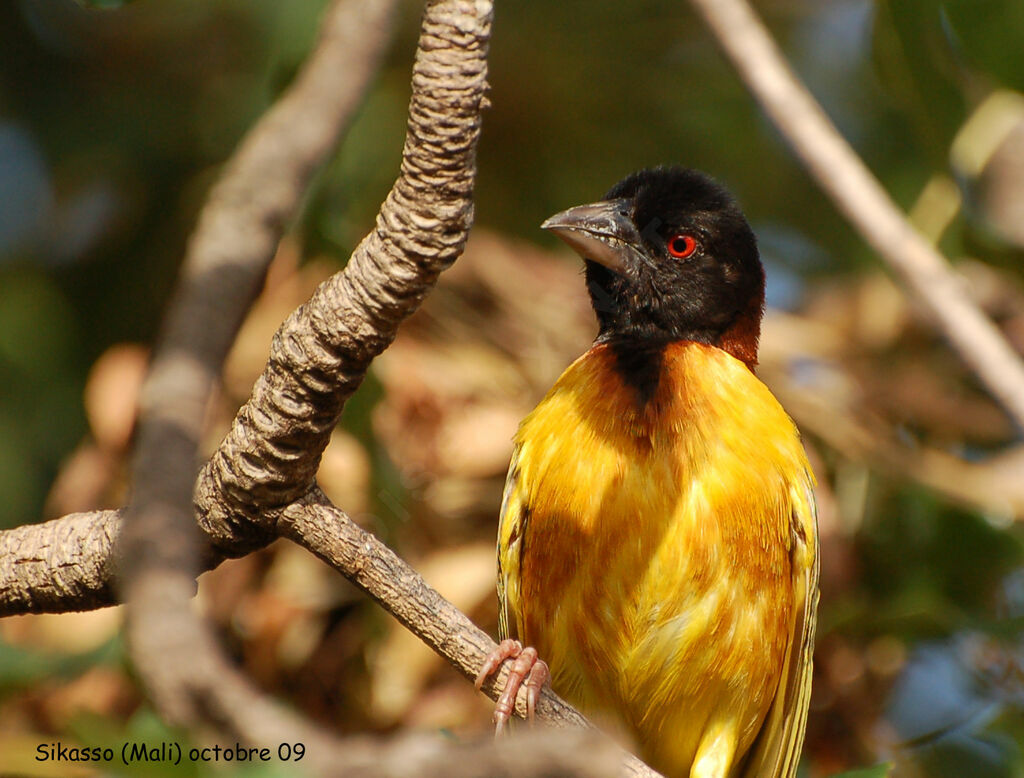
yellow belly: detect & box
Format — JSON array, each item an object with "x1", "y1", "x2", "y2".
[{"x1": 499, "y1": 341, "x2": 812, "y2": 777}]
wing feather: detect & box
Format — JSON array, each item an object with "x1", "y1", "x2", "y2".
[
  {"x1": 741, "y1": 472, "x2": 820, "y2": 778},
  {"x1": 496, "y1": 444, "x2": 527, "y2": 642}
]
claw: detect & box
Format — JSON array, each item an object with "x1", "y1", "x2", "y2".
[
  {"x1": 475, "y1": 638, "x2": 550, "y2": 734},
  {"x1": 475, "y1": 637, "x2": 519, "y2": 689}
]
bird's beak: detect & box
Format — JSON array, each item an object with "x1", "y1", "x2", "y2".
[{"x1": 541, "y1": 198, "x2": 642, "y2": 275}]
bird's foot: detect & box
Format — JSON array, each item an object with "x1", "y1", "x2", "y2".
[{"x1": 475, "y1": 638, "x2": 550, "y2": 734}]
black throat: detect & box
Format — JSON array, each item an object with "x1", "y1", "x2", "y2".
[
  {"x1": 603, "y1": 337, "x2": 670, "y2": 407},
  {"x1": 588, "y1": 263, "x2": 716, "y2": 406}
]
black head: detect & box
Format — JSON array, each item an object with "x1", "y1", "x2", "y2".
[{"x1": 542, "y1": 166, "x2": 765, "y2": 367}]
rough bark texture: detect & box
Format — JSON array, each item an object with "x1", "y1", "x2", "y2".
[
  {"x1": 197, "y1": 3, "x2": 493, "y2": 550},
  {"x1": 103, "y1": 2, "x2": 631, "y2": 774},
  {"x1": 116, "y1": 0, "x2": 406, "y2": 750},
  {"x1": 0, "y1": 0, "x2": 400, "y2": 616},
  {"x1": 0, "y1": 510, "x2": 122, "y2": 614}
]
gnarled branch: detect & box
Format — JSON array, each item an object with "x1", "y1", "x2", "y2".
[{"x1": 119, "y1": 0, "x2": 404, "y2": 753}]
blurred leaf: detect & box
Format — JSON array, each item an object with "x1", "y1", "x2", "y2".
[
  {"x1": 942, "y1": 0, "x2": 1024, "y2": 92},
  {"x1": 0, "y1": 271, "x2": 76, "y2": 379},
  {"x1": 0, "y1": 636, "x2": 121, "y2": 693},
  {"x1": 72, "y1": 709, "x2": 193, "y2": 778},
  {"x1": 69, "y1": 708, "x2": 301, "y2": 778},
  {"x1": 858, "y1": 485, "x2": 1024, "y2": 625},
  {"x1": 872, "y1": 0, "x2": 967, "y2": 158}
]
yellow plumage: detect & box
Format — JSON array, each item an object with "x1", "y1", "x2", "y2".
[{"x1": 497, "y1": 340, "x2": 818, "y2": 778}]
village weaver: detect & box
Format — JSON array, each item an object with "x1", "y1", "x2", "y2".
[{"x1": 475, "y1": 167, "x2": 819, "y2": 778}]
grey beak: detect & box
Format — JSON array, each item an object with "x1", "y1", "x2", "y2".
[{"x1": 541, "y1": 198, "x2": 642, "y2": 275}]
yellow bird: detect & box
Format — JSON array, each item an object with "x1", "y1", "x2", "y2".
[{"x1": 477, "y1": 167, "x2": 819, "y2": 778}]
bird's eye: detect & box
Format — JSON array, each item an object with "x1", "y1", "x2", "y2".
[{"x1": 667, "y1": 233, "x2": 697, "y2": 259}]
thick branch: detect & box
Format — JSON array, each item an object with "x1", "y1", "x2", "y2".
[
  {"x1": 119, "y1": 0, "x2": 402, "y2": 746},
  {"x1": 0, "y1": 0, "x2": 399, "y2": 616},
  {"x1": 0, "y1": 511, "x2": 121, "y2": 614},
  {"x1": 688, "y1": 0, "x2": 1024, "y2": 432},
  {"x1": 197, "y1": 0, "x2": 493, "y2": 549}
]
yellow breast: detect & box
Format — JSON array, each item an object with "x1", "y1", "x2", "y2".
[{"x1": 498, "y1": 341, "x2": 814, "y2": 776}]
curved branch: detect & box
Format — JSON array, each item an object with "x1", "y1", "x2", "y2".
[
  {"x1": 196, "y1": 0, "x2": 493, "y2": 549},
  {"x1": 119, "y1": 0, "x2": 402, "y2": 747},
  {"x1": 687, "y1": 0, "x2": 1024, "y2": 433}
]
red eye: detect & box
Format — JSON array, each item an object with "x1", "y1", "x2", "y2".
[{"x1": 667, "y1": 234, "x2": 697, "y2": 258}]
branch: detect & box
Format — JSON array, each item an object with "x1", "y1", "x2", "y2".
[
  {"x1": 0, "y1": 0, "x2": 399, "y2": 616},
  {"x1": 279, "y1": 489, "x2": 662, "y2": 777},
  {"x1": 0, "y1": 510, "x2": 121, "y2": 614},
  {"x1": 115, "y1": 0, "x2": 641, "y2": 756},
  {"x1": 118, "y1": 0, "x2": 402, "y2": 749},
  {"x1": 194, "y1": 0, "x2": 493, "y2": 551},
  {"x1": 687, "y1": 0, "x2": 1024, "y2": 433},
  {"x1": 0, "y1": 498, "x2": 663, "y2": 775}
]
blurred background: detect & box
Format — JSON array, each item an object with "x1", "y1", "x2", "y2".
[{"x1": 1, "y1": 0, "x2": 1024, "y2": 775}]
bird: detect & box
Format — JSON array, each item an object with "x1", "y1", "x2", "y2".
[{"x1": 475, "y1": 166, "x2": 819, "y2": 778}]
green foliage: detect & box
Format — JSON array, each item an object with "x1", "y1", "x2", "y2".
[
  {"x1": 69, "y1": 708, "x2": 303, "y2": 778},
  {"x1": 831, "y1": 764, "x2": 893, "y2": 778},
  {"x1": 72, "y1": 0, "x2": 135, "y2": 8},
  {"x1": 942, "y1": 0, "x2": 1024, "y2": 92},
  {"x1": 0, "y1": 636, "x2": 119, "y2": 693},
  {"x1": 859, "y1": 485, "x2": 1024, "y2": 624}
]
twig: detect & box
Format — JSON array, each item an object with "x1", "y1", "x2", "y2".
[{"x1": 687, "y1": 0, "x2": 1024, "y2": 433}]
